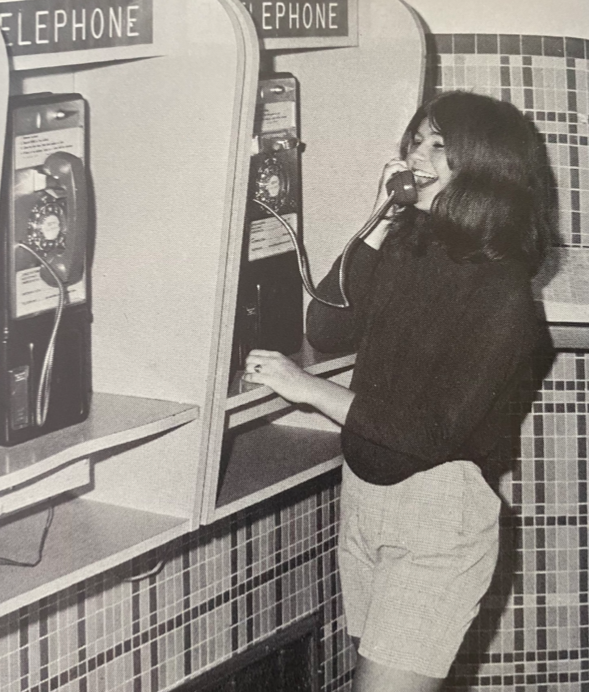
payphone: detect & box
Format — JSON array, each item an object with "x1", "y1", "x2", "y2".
[
  {"x1": 230, "y1": 73, "x2": 303, "y2": 377},
  {"x1": 229, "y1": 73, "x2": 419, "y2": 381},
  {"x1": 0, "y1": 93, "x2": 91, "y2": 445}
]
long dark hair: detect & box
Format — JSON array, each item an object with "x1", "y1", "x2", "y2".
[{"x1": 396, "y1": 90, "x2": 553, "y2": 274}]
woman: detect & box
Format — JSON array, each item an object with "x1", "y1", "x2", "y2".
[{"x1": 243, "y1": 91, "x2": 552, "y2": 692}]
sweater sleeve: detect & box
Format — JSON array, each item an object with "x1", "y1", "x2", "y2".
[
  {"x1": 343, "y1": 280, "x2": 538, "y2": 482},
  {"x1": 306, "y1": 242, "x2": 381, "y2": 353}
]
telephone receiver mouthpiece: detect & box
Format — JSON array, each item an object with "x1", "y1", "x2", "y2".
[{"x1": 385, "y1": 169, "x2": 418, "y2": 208}]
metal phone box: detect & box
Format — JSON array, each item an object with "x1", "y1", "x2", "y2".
[
  {"x1": 231, "y1": 74, "x2": 304, "y2": 378},
  {"x1": 0, "y1": 93, "x2": 92, "y2": 445}
]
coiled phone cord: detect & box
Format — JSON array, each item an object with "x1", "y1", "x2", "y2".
[
  {"x1": 253, "y1": 188, "x2": 399, "y2": 309},
  {"x1": 16, "y1": 243, "x2": 65, "y2": 427}
]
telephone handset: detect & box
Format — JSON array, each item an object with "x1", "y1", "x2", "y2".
[
  {"x1": 384, "y1": 169, "x2": 418, "y2": 209},
  {"x1": 0, "y1": 93, "x2": 92, "y2": 445},
  {"x1": 26, "y1": 151, "x2": 88, "y2": 288}
]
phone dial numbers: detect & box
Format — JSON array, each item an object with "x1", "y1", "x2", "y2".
[
  {"x1": 254, "y1": 156, "x2": 289, "y2": 212},
  {"x1": 26, "y1": 190, "x2": 66, "y2": 255}
]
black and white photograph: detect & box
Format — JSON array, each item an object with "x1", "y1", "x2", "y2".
[{"x1": 0, "y1": 1, "x2": 587, "y2": 691}]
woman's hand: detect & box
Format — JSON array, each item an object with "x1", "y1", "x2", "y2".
[
  {"x1": 372, "y1": 157, "x2": 410, "y2": 214},
  {"x1": 243, "y1": 349, "x2": 356, "y2": 425},
  {"x1": 364, "y1": 157, "x2": 409, "y2": 251},
  {"x1": 243, "y1": 350, "x2": 318, "y2": 404}
]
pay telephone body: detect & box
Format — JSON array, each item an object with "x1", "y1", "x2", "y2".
[
  {"x1": 231, "y1": 73, "x2": 304, "y2": 378},
  {"x1": 0, "y1": 93, "x2": 91, "y2": 445}
]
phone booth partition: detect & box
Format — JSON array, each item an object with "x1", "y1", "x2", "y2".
[
  {"x1": 199, "y1": 0, "x2": 426, "y2": 524},
  {"x1": 0, "y1": 0, "x2": 260, "y2": 617}
]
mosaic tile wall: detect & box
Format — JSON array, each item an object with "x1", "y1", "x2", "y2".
[
  {"x1": 445, "y1": 351, "x2": 589, "y2": 691},
  {"x1": 0, "y1": 32, "x2": 588, "y2": 692},
  {"x1": 0, "y1": 476, "x2": 355, "y2": 692},
  {"x1": 428, "y1": 32, "x2": 589, "y2": 692}
]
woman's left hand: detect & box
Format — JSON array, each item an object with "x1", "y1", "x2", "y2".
[
  {"x1": 243, "y1": 350, "x2": 317, "y2": 404},
  {"x1": 244, "y1": 349, "x2": 356, "y2": 425}
]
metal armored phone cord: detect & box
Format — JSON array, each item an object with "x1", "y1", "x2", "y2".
[
  {"x1": 253, "y1": 188, "x2": 399, "y2": 309},
  {"x1": 16, "y1": 243, "x2": 66, "y2": 427}
]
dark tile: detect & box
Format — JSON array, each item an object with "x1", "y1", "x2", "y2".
[
  {"x1": 523, "y1": 55, "x2": 532, "y2": 65},
  {"x1": 501, "y1": 66, "x2": 511, "y2": 86},
  {"x1": 571, "y1": 144, "x2": 579, "y2": 166},
  {"x1": 454, "y1": 33, "x2": 475, "y2": 53},
  {"x1": 476, "y1": 33, "x2": 498, "y2": 53},
  {"x1": 543, "y1": 36, "x2": 564, "y2": 57},
  {"x1": 558, "y1": 112, "x2": 566, "y2": 122},
  {"x1": 566, "y1": 37, "x2": 585, "y2": 58},
  {"x1": 522, "y1": 35, "x2": 543, "y2": 55},
  {"x1": 500, "y1": 34, "x2": 521, "y2": 55},
  {"x1": 432, "y1": 33, "x2": 453, "y2": 54},
  {"x1": 566, "y1": 57, "x2": 576, "y2": 68},
  {"x1": 567, "y1": 69, "x2": 577, "y2": 90},
  {"x1": 501, "y1": 88, "x2": 511, "y2": 103},
  {"x1": 568, "y1": 91, "x2": 577, "y2": 111},
  {"x1": 572, "y1": 190, "x2": 580, "y2": 211},
  {"x1": 523, "y1": 67, "x2": 533, "y2": 86}
]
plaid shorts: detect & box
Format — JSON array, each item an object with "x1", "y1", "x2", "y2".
[{"x1": 338, "y1": 459, "x2": 501, "y2": 679}]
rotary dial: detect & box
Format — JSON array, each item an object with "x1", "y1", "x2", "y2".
[
  {"x1": 26, "y1": 191, "x2": 66, "y2": 255},
  {"x1": 254, "y1": 156, "x2": 289, "y2": 212}
]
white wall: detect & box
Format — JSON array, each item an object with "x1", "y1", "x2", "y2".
[{"x1": 406, "y1": 0, "x2": 589, "y2": 38}]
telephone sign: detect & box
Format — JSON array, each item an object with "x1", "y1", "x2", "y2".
[{"x1": 0, "y1": 0, "x2": 153, "y2": 56}]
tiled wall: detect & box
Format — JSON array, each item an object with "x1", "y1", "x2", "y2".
[
  {"x1": 1, "y1": 33, "x2": 589, "y2": 692},
  {"x1": 447, "y1": 352, "x2": 589, "y2": 690},
  {"x1": 0, "y1": 476, "x2": 354, "y2": 692},
  {"x1": 428, "y1": 33, "x2": 589, "y2": 691}
]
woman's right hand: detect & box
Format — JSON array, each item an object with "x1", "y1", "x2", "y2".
[
  {"x1": 363, "y1": 157, "x2": 409, "y2": 250},
  {"x1": 372, "y1": 157, "x2": 410, "y2": 214}
]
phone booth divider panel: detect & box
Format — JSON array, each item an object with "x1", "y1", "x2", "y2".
[
  {"x1": 198, "y1": 0, "x2": 426, "y2": 525},
  {"x1": 0, "y1": 0, "x2": 261, "y2": 616}
]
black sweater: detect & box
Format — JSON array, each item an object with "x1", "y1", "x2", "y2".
[{"x1": 306, "y1": 231, "x2": 541, "y2": 486}]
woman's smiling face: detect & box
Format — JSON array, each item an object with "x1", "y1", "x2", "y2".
[{"x1": 406, "y1": 119, "x2": 452, "y2": 212}]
